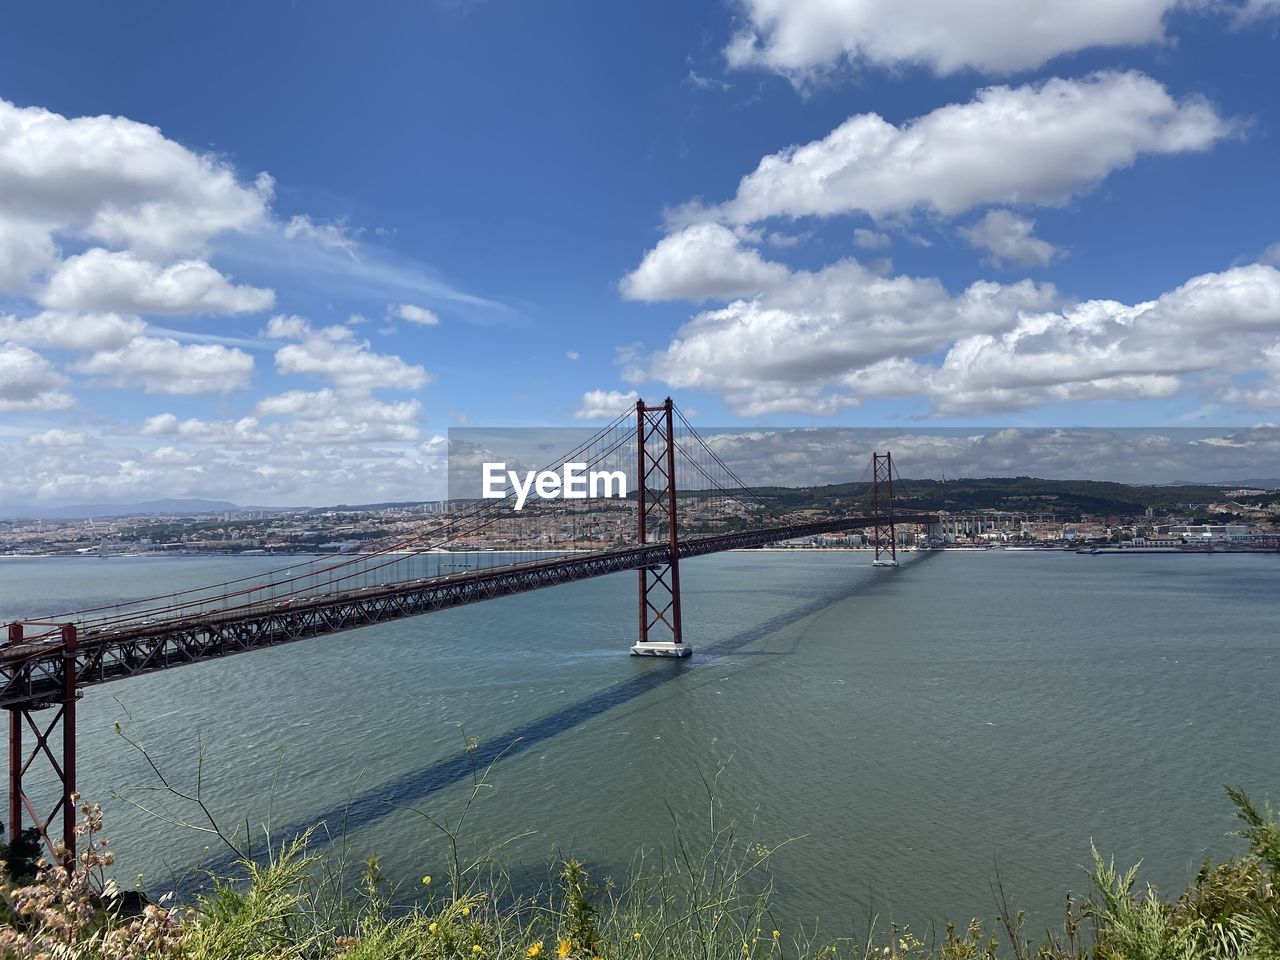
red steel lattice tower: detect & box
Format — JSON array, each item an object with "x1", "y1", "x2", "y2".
[
  {"x1": 870, "y1": 451, "x2": 898, "y2": 567},
  {"x1": 6, "y1": 621, "x2": 79, "y2": 860},
  {"x1": 632, "y1": 398, "x2": 689, "y2": 657}
]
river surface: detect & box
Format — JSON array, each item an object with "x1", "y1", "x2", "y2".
[{"x1": 2, "y1": 550, "x2": 1277, "y2": 938}]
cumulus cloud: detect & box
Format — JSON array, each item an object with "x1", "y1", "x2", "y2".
[
  {"x1": 0, "y1": 219, "x2": 59, "y2": 292},
  {"x1": 643, "y1": 254, "x2": 1054, "y2": 399},
  {"x1": 637, "y1": 245, "x2": 1280, "y2": 417},
  {"x1": 0, "y1": 343, "x2": 73, "y2": 411},
  {"x1": 41, "y1": 248, "x2": 274, "y2": 315},
  {"x1": 1234, "y1": 0, "x2": 1280, "y2": 21},
  {"x1": 3, "y1": 430, "x2": 450, "y2": 507},
  {"x1": 261, "y1": 314, "x2": 312, "y2": 339},
  {"x1": 686, "y1": 426, "x2": 1280, "y2": 487},
  {"x1": 256, "y1": 388, "x2": 423, "y2": 443},
  {"x1": 75, "y1": 337, "x2": 254, "y2": 394},
  {"x1": 960, "y1": 210, "x2": 1059, "y2": 267},
  {"x1": 0, "y1": 311, "x2": 147, "y2": 352},
  {"x1": 690, "y1": 72, "x2": 1229, "y2": 226},
  {"x1": 622, "y1": 223, "x2": 791, "y2": 302},
  {"x1": 140, "y1": 412, "x2": 270, "y2": 445},
  {"x1": 390, "y1": 303, "x2": 441, "y2": 326},
  {"x1": 724, "y1": 0, "x2": 1187, "y2": 78},
  {"x1": 574, "y1": 389, "x2": 641, "y2": 419},
  {"x1": 853, "y1": 228, "x2": 891, "y2": 250},
  {"x1": 26, "y1": 428, "x2": 87, "y2": 448},
  {"x1": 274, "y1": 324, "x2": 430, "y2": 391},
  {"x1": 0, "y1": 97, "x2": 271, "y2": 272}
]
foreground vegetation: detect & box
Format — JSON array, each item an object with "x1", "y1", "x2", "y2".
[{"x1": 2, "y1": 785, "x2": 1278, "y2": 959}]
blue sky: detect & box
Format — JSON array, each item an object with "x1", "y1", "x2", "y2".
[{"x1": 0, "y1": 1, "x2": 1278, "y2": 504}]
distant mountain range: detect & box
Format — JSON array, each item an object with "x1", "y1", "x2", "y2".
[
  {"x1": 0, "y1": 498, "x2": 241, "y2": 520},
  {"x1": 2, "y1": 477, "x2": 1276, "y2": 522}
]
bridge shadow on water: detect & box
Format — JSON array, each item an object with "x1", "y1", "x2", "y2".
[{"x1": 195, "y1": 551, "x2": 938, "y2": 880}]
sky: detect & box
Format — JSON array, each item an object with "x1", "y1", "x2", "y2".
[{"x1": 1, "y1": 0, "x2": 1278, "y2": 505}]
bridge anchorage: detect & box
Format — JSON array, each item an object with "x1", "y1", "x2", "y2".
[{"x1": 2, "y1": 396, "x2": 934, "y2": 855}]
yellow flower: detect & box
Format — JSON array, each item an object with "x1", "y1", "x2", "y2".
[
  {"x1": 772, "y1": 931, "x2": 780, "y2": 940},
  {"x1": 422, "y1": 875, "x2": 432, "y2": 886},
  {"x1": 473, "y1": 946, "x2": 483, "y2": 955},
  {"x1": 429, "y1": 923, "x2": 438, "y2": 934},
  {"x1": 633, "y1": 933, "x2": 642, "y2": 941},
  {"x1": 463, "y1": 906, "x2": 472, "y2": 917},
  {"x1": 557, "y1": 940, "x2": 572, "y2": 959},
  {"x1": 527, "y1": 943, "x2": 544, "y2": 959}
]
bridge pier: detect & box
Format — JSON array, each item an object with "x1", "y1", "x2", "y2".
[
  {"x1": 5, "y1": 622, "x2": 78, "y2": 860},
  {"x1": 632, "y1": 399, "x2": 691, "y2": 658},
  {"x1": 870, "y1": 451, "x2": 899, "y2": 568}
]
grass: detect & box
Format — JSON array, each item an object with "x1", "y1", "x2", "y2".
[{"x1": 2, "y1": 781, "x2": 1279, "y2": 959}]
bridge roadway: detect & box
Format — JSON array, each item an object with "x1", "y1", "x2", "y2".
[{"x1": 0, "y1": 513, "x2": 934, "y2": 709}]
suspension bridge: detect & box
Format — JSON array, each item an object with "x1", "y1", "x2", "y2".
[{"x1": 1, "y1": 399, "x2": 936, "y2": 856}]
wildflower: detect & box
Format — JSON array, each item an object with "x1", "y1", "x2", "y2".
[
  {"x1": 423, "y1": 875, "x2": 432, "y2": 886},
  {"x1": 473, "y1": 946, "x2": 483, "y2": 955},
  {"x1": 558, "y1": 940, "x2": 572, "y2": 959},
  {"x1": 772, "y1": 931, "x2": 779, "y2": 940},
  {"x1": 429, "y1": 922, "x2": 439, "y2": 934},
  {"x1": 633, "y1": 932, "x2": 642, "y2": 941},
  {"x1": 527, "y1": 942, "x2": 544, "y2": 958},
  {"x1": 463, "y1": 906, "x2": 472, "y2": 917}
]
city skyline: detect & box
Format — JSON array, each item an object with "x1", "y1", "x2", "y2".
[{"x1": 1, "y1": 2, "x2": 1279, "y2": 506}]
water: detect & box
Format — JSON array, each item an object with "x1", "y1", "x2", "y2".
[{"x1": 2, "y1": 550, "x2": 1277, "y2": 936}]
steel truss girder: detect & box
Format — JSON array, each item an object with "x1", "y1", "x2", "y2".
[{"x1": 0, "y1": 513, "x2": 935, "y2": 710}]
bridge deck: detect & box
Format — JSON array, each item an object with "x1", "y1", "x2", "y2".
[{"x1": 0, "y1": 514, "x2": 934, "y2": 708}]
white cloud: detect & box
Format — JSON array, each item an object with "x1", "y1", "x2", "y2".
[
  {"x1": 0, "y1": 311, "x2": 147, "y2": 351},
  {"x1": 274, "y1": 325, "x2": 430, "y2": 391},
  {"x1": 0, "y1": 343, "x2": 73, "y2": 411},
  {"x1": 725, "y1": 0, "x2": 1187, "y2": 78},
  {"x1": 1236, "y1": 0, "x2": 1280, "y2": 21},
  {"x1": 665, "y1": 426, "x2": 1280, "y2": 487},
  {"x1": 140, "y1": 412, "x2": 270, "y2": 445},
  {"x1": 261, "y1": 314, "x2": 312, "y2": 339},
  {"x1": 75, "y1": 337, "x2": 254, "y2": 394},
  {"x1": 0, "y1": 97, "x2": 271, "y2": 268},
  {"x1": 645, "y1": 255, "x2": 1053, "y2": 390},
  {"x1": 0, "y1": 219, "x2": 59, "y2": 292},
  {"x1": 638, "y1": 243, "x2": 1280, "y2": 416},
  {"x1": 692, "y1": 72, "x2": 1228, "y2": 225},
  {"x1": 283, "y1": 215, "x2": 360, "y2": 257},
  {"x1": 621, "y1": 223, "x2": 790, "y2": 302},
  {"x1": 42, "y1": 248, "x2": 274, "y2": 315},
  {"x1": 574, "y1": 389, "x2": 640, "y2": 419},
  {"x1": 256, "y1": 389, "x2": 423, "y2": 443},
  {"x1": 960, "y1": 210, "x2": 1059, "y2": 267},
  {"x1": 390, "y1": 302, "x2": 441, "y2": 326},
  {"x1": 566, "y1": 351, "x2": 580, "y2": 361},
  {"x1": 853, "y1": 228, "x2": 891, "y2": 250},
  {"x1": 25, "y1": 428, "x2": 87, "y2": 448}
]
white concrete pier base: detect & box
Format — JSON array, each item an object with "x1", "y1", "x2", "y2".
[{"x1": 630, "y1": 641, "x2": 693, "y2": 658}]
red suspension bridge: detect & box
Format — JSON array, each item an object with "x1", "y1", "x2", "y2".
[{"x1": 2, "y1": 399, "x2": 936, "y2": 856}]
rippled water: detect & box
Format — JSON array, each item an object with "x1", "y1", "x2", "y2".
[{"x1": 2, "y1": 550, "x2": 1277, "y2": 935}]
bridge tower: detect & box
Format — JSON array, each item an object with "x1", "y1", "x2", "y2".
[
  {"x1": 5, "y1": 621, "x2": 79, "y2": 860},
  {"x1": 870, "y1": 451, "x2": 899, "y2": 568},
  {"x1": 632, "y1": 398, "x2": 690, "y2": 657}
]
